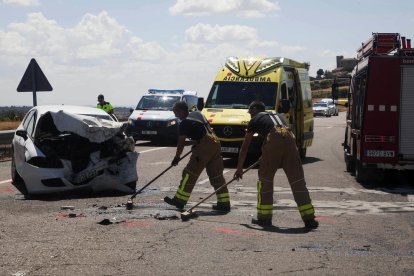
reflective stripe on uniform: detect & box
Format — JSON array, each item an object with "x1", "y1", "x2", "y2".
[
  {"x1": 217, "y1": 192, "x2": 230, "y2": 203},
  {"x1": 257, "y1": 180, "x2": 273, "y2": 214},
  {"x1": 298, "y1": 203, "x2": 315, "y2": 217},
  {"x1": 175, "y1": 174, "x2": 191, "y2": 201},
  {"x1": 257, "y1": 204, "x2": 273, "y2": 215}
]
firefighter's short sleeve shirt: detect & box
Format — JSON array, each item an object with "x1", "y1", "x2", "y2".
[
  {"x1": 179, "y1": 119, "x2": 206, "y2": 140},
  {"x1": 247, "y1": 112, "x2": 286, "y2": 137}
]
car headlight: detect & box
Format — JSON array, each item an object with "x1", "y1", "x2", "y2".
[{"x1": 167, "y1": 119, "x2": 177, "y2": 127}]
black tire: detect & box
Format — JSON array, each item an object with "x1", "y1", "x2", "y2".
[
  {"x1": 299, "y1": 147, "x2": 307, "y2": 160},
  {"x1": 126, "y1": 181, "x2": 137, "y2": 193},
  {"x1": 355, "y1": 160, "x2": 367, "y2": 183},
  {"x1": 11, "y1": 154, "x2": 29, "y2": 197},
  {"x1": 344, "y1": 151, "x2": 354, "y2": 172}
]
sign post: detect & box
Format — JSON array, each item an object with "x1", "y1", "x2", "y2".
[{"x1": 17, "y1": 58, "x2": 53, "y2": 106}]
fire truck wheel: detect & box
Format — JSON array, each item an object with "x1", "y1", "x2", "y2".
[
  {"x1": 355, "y1": 160, "x2": 367, "y2": 182},
  {"x1": 344, "y1": 152, "x2": 354, "y2": 172}
]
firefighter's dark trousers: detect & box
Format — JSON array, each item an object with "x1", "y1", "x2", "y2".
[
  {"x1": 257, "y1": 126, "x2": 315, "y2": 222},
  {"x1": 173, "y1": 133, "x2": 230, "y2": 207}
]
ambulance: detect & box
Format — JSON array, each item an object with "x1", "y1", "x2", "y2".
[
  {"x1": 200, "y1": 56, "x2": 314, "y2": 158},
  {"x1": 126, "y1": 89, "x2": 198, "y2": 142}
]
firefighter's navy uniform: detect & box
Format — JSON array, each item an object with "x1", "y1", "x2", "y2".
[
  {"x1": 248, "y1": 112, "x2": 315, "y2": 223},
  {"x1": 171, "y1": 111, "x2": 230, "y2": 208}
]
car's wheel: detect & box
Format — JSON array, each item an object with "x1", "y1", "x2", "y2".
[{"x1": 11, "y1": 154, "x2": 29, "y2": 197}]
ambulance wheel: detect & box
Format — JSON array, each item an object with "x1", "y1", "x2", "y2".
[
  {"x1": 355, "y1": 160, "x2": 367, "y2": 182},
  {"x1": 299, "y1": 148, "x2": 307, "y2": 160}
]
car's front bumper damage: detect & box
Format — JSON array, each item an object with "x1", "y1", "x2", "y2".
[{"x1": 19, "y1": 111, "x2": 139, "y2": 195}]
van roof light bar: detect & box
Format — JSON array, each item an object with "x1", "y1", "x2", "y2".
[{"x1": 148, "y1": 89, "x2": 185, "y2": 94}]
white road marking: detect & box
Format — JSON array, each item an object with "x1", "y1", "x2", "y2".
[
  {"x1": 0, "y1": 179, "x2": 12, "y2": 184},
  {"x1": 159, "y1": 185, "x2": 414, "y2": 215},
  {"x1": 139, "y1": 147, "x2": 167, "y2": 154}
]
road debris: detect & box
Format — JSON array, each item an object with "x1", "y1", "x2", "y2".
[{"x1": 61, "y1": 206, "x2": 75, "y2": 210}]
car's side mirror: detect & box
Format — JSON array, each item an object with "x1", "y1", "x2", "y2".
[
  {"x1": 277, "y1": 99, "x2": 290, "y2": 114},
  {"x1": 197, "y1": 97, "x2": 204, "y2": 111},
  {"x1": 129, "y1": 108, "x2": 134, "y2": 114},
  {"x1": 16, "y1": 129, "x2": 28, "y2": 140}
]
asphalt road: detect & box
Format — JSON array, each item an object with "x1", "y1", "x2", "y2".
[{"x1": 0, "y1": 112, "x2": 413, "y2": 276}]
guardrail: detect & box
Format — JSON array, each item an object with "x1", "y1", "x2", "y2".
[{"x1": 0, "y1": 130, "x2": 15, "y2": 145}]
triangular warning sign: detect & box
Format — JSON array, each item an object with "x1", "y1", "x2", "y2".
[{"x1": 17, "y1": 58, "x2": 53, "y2": 92}]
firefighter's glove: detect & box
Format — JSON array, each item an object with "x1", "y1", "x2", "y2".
[{"x1": 171, "y1": 156, "x2": 180, "y2": 166}]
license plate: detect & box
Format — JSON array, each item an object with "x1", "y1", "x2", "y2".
[
  {"x1": 73, "y1": 161, "x2": 107, "y2": 184},
  {"x1": 365, "y1": 150, "x2": 395, "y2": 157},
  {"x1": 221, "y1": 147, "x2": 239, "y2": 153},
  {"x1": 142, "y1": 130, "x2": 157, "y2": 135}
]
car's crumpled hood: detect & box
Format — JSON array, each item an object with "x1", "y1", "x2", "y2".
[{"x1": 47, "y1": 110, "x2": 124, "y2": 143}]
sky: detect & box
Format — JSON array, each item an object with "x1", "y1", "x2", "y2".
[{"x1": 0, "y1": 0, "x2": 413, "y2": 107}]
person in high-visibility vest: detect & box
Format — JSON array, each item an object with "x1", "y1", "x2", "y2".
[
  {"x1": 97, "y1": 94, "x2": 114, "y2": 115},
  {"x1": 234, "y1": 100, "x2": 318, "y2": 230},
  {"x1": 164, "y1": 101, "x2": 230, "y2": 212}
]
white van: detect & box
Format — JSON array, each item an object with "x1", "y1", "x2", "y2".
[
  {"x1": 126, "y1": 89, "x2": 198, "y2": 142},
  {"x1": 320, "y1": 98, "x2": 338, "y2": 116}
]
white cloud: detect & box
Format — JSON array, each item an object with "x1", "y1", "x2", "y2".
[
  {"x1": 2, "y1": 0, "x2": 39, "y2": 7},
  {"x1": 185, "y1": 23, "x2": 257, "y2": 43},
  {"x1": 280, "y1": 45, "x2": 306, "y2": 54},
  {"x1": 319, "y1": 49, "x2": 337, "y2": 58},
  {"x1": 169, "y1": 0, "x2": 280, "y2": 18}
]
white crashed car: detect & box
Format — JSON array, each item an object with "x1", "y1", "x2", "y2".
[{"x1": 11, "y1": 105, "x2": 138, "y2": 197}]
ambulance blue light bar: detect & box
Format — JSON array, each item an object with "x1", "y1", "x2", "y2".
[{"x1": 148, "y1": 89, "x2": 185, "y2": 94}]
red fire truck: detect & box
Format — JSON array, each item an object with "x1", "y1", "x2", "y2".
[{"x1": 343, "y1": 33, "x2": 414, "y2": 182}]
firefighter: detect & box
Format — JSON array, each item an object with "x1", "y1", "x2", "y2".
[
  {"x1": 164, "y1": 101, "x2": 230, "y2": 212},
  {"x1": 234, "y1": 101, "x2": 318, "y2": 230},
  {"x1": 97, "y1": 94, "x2": 114, "y2": 115}
]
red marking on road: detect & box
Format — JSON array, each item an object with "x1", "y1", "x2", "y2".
[
  {"x1": 137, "y1": 116, "x2": 142, "y2": 120},
  {"x1": 208, "y1": 119, "x2": 213, "y2": 123},
  {"x1": 122, "y1": 221, "x2": 151, "y2": 227},
  {"x1": 227, "y1": 72, "x2": 232, "y2": 76},
  {"x1": 0, "y1": 187, "x2": 15, "y2": 193},
  {"x1": 213, "y1": 228, "x2": 256, "y2": 235},
  {"x1": 315, "y1": 217, "x2": 336, "y2": 223}
]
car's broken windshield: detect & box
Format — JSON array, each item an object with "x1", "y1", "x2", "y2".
[
  {"x1": 136, "y1": 96, "x2": 181, "y2": 111},
  {"x1": 205, "y1": 81, "x2": 278, "y2": 109}
]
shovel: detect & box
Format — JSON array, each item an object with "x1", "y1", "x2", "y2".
[
  {"x1": 180, "y1": 158, "x2": 261, "y2": 221},
  {"x1": 126, "y1": 150, "x2": 191, "y2": 210}
]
